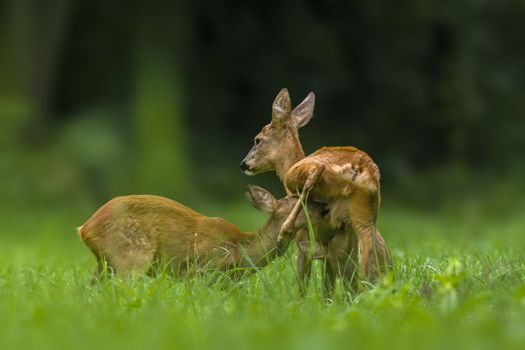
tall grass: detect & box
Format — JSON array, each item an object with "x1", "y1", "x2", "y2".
[{"x1": 1, "y1": 198, "x2": 524, "y2": 350}]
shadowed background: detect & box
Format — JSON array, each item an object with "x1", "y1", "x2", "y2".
[{"x1": 1, "y1": 0, "x2": 524, "y2": 217}]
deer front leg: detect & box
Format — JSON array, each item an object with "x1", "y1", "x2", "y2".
[
  {"x1": 296, "y1": 249, "x2": 312, "y2": 297},
  {"x1": 295, "y1": 229, "x2": 312, "y2": 296},
  {"x1": 323, "y1": 258, "x2": 336, "y2": 298},
  {"x1": 278, "y1": 165, "x2": 326, "y2": 241}
]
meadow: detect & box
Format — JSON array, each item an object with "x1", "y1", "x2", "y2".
[
  {"x1": 1, "y1": 185, "x2": 525, "y2": 350},
  {"x1": 2, "y1": 0, "x2": 524, "y2": 348}
]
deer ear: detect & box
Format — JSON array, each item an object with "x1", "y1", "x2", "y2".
[
  {"x1": 271, "y1": 88, "x2": 292, "y2": 127},
  {"x1": 292, "y1": 92, "x2": 315, "y2": 129},
  {"x1": 245, "y1": 185, "x2": 276, "y2": 213}
]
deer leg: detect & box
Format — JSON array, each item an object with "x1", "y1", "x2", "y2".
[
  {"x1": 303, "y1": 164, "x2": 326, "y2": 190},
  {"x1": 278, "y1": 165, "x2": 326, "y2": 240},
  {"x1": 296, "y1": 250, "x2": 312, "y2": 297},
  {"x1": 278, "y1": 190, "x2": 308, "y2": 241},
  {"x1": 295, "y1": 229, "x2": 312, "y2": 296},
  {"x1": 375, "y1": 230, "x2": 393, "y2": 272},
  {"x1": 109, "y1": 248, "x2": 155, "y2": 279},
  {"x1": 366, "y1": 230, "x2": 393, "y2": 281},
  {"x1": 352, "y1": 225, "x2": 377, "y2": 282},
  {"x1": 323, "y1": 257, "x2": 336, "y2": 298},
  {"x1": 329, "y1": 230, "x2": 359, "y2": 293},
  {"x1": 91, "y1": 259, "x2": 105, "y2": 284}
]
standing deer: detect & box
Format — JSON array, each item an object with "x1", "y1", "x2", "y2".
[
  {"x1": 77, "y1": 185, "x2": 327, "y2": 279},
  {"x1": 241, "y1": 88, "x2": 392, "y2": 294}
]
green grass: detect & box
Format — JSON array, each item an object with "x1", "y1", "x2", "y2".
[{"x1": 1, "y1": 200, "x2": 525, "y2": 350}]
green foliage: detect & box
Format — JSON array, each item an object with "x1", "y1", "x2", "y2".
[
  {"x1": 1, "y1": 202, "x2": 524, "y2": 350},
  {"x1": 2, "y1": 0, "x2": 525, "y2": 201}
]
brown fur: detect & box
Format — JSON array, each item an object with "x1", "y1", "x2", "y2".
[
  {"x1": 241, "y1": 89, "x2": 392, "y2": 294},
  {"x1": 78, "y1": 190, "x2": 326, "y2": 279}
]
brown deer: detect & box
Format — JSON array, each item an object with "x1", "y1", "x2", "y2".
[
  {"x1": 241, "y1": 88, "x2": 392, "y2": 293},
  {"x1": 77, "y1": 185, "x2": 327, "y2": 279}
]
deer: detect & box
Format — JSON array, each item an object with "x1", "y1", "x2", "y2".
[
  {"x1": 240, "y1": 88, "x2": 392, "y2": 294},
  {"x1": 77, "y1": 185, "x2": 327, "y2": 279}
]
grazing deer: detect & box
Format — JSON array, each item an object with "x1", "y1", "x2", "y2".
[
  {"x1": 77, "y1": 185, "x2": 327, "y2": 279},
  {"x1": 241, "y1": 88, "x2": 392, "y2": 293}
]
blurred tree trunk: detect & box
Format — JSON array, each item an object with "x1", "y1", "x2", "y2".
[
  {"x1": 132, "y1": 2, "x2": 190, "y2": 197},
  {"x1": 0, "y1": 0, "x2": 70, "y2": 142}
]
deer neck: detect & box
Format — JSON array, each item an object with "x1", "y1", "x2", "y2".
[
  {"x1": 240, "y1": 221, "x2": 289, "y2": 268},
  {"x1": 275, "y1": 126, "x2": 305, "y2": 184}
]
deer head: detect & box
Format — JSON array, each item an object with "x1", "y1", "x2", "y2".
[
  {"x1": 245, "y1": 184, "x2": 329, "y2": 255},
  {"x1": 240, "y1": 88, "x2": 316, "y2": 180}
]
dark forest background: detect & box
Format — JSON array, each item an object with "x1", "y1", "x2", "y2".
[{"x1": 1, "y1": 0, "x2": 524, "y2": 213}]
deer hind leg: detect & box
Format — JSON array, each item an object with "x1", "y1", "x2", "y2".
[
  {"x1": 377, "y1": 232, "x2": 393, "y2": 271},
  {"x1": 109, "y1": 248, "x2": 155, "y2": 278},
  {"x1": 353, "y1": 225, "x2": 392, "y2": 283},
  {"x1": 347, "y1": 221, "x2": 381, "y2": 283},
  {"x1": 85, "y1": 245, "x2": 115, "y2": 283},
  {"x1": 328, "y1": 230, "x2": 359, "y2": 293},
  {"x1": 279, "y1": 165, "x2": 326, "y2": 239},
  {"x1": 368, "y1": 230, "x2": 393, "y2": 278},
  {"x1": 102, "y1": 231, "x2": 156, "y2": 279},
  {"x1": 90, "y1": 258, "x2": 107, "y2": 283}
]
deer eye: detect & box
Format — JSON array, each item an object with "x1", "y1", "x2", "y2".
[{"x1": 254, "y1": 138, "x2": 262, "y2": 145}]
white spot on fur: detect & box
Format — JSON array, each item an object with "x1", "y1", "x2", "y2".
[
  {"x1": 330, "y1": 163, "x2": 377, "y2": 192},
  {"x1": 332, "y1": 163, "x2": 358, "y2": 181}
]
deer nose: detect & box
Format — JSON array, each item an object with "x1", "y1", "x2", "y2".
[{"x1": 240, "y1": 161, "x2": 250, "y2": 171}]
